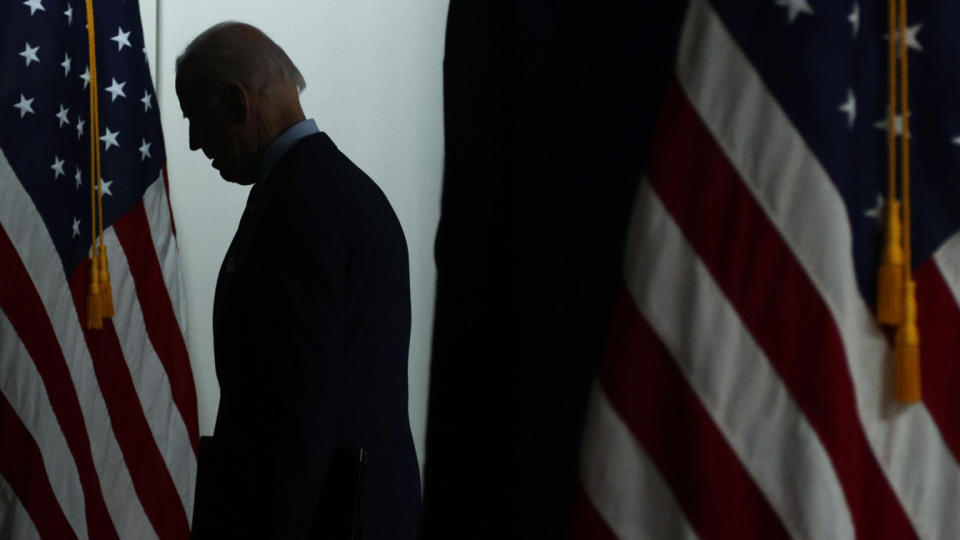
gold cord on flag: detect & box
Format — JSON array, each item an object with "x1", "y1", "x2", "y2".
[
  {"x1": 84, "y1": 0, "x2": 113, "y2": 329},
  {"x1": 876, "y1": 0, "x2": 904, "y2": 325},
  {"x1": 877, "y1": 0, "x2": 920, "y2": 403},
  {"x1": 893, "y1": 0, "x2": 920, "y2": 403}
]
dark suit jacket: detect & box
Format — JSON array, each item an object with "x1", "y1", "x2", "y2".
[{"x1": 192, "y1": 132, "x2": 421, "y2": 539}]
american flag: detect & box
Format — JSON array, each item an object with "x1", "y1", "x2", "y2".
[
  {"x1": 569, "y1": 0, "x2": 960, "y2": 538},
  {"x1": 0, "y1": 0, "x2": 197, "y2": 538}
]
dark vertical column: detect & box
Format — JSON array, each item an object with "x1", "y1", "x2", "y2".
[{"x1": 422, "y1": 2, "x2": 689, "y2": 538}]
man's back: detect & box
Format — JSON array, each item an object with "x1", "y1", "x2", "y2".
[{"x1": 195, "y1": 132, "x2": 421, "y2": 539}]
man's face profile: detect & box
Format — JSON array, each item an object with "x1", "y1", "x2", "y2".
[{"x1": 176, "y1": 69, "x2": 255, "y2": 185}]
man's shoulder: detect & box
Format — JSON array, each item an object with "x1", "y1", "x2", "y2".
[
  {"x1": 262, "y1": 132, "x2": 400, "y2": 231},
  {"x1": 272, "y1": 132, "x2": 373, "y2": 195},
  {"x1": 283, "y1": 131, "x2": 336, "y2": 165},
  {"x1": 279, "y1": 132, "x2": 354, "y2": 175}
]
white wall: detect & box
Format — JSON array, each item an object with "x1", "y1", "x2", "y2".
[{"x1": 144, "y1": 0, "x2": 448, "y2": 472}]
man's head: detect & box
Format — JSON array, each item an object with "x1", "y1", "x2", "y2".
[{"x1": 175, "y1": 22, "x2": 306, "y2": 184}]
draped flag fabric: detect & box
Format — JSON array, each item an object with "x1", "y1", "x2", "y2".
[
  {"x1": 0, "y1": 0, "x2": 197, "y2": 538},
  {"x1": 571, "y1": 0, "x2": 960, "y2": 538}
]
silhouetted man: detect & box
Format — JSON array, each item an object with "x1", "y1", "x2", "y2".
[{"x1": 176, "y1": 22, "x2": 421, "y2": 539}]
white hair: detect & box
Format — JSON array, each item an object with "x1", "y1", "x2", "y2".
[{"x1": 175, "y1": 22, "x2": 306, "y2": 98}]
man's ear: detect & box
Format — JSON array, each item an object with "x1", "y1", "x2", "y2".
[{"x1": 221, "y1": 82, "x2": 249, "y2": 124}]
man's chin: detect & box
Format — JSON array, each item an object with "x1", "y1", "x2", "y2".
[
  {"x1": 225, "y1": 176, "x2": 257, "y2": 185},
  {"x1": 214, "y1": 164, "x2": 255, "y2": 185}
]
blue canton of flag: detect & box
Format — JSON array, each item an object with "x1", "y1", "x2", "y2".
[
  {"x1": 1, "y1": 0, "x2": 165, "y2": 273},
  {"x1": 712, "y1": 0, "x2": 960, "y2": 298},
  {"x1": 0, "y1": 1, "x2": 197, "y2": 539}
]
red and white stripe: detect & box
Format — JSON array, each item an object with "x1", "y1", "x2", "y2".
[
  {"x1": 143, "y1": 174, "x2": 187, "y2": 341},
  {"x1": 102, "y1": 227, "x2": 197, "y2": 516},
  {"x1": 0, "y1": 473, "x2": 41, "y2": 540},
  {"x1": 0, "y1": 147, "x2": 197, "y2": 539},
  {"x1": 578, "y1": 380, "x2": 699, "y2": 540},
  {"x1": 572, "y1": 0, "x2": 960, "y2": 537},
  {"x1": 0, "y1": 311, "x2": 87, "y2": 540}
]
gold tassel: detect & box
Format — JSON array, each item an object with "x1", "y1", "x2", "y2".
[
  {"x1": 877, "y1": 200, "x2": 904, "y2": 324},
  {"x1": 894, "y1": 280, "x2": 921, "y2": 403},
  {"x1": 99, "y1": 246, "x2": 114, "y2": 318},
  {"x1": 87, "y1": 256, "x2": 103, "y2": 330}
]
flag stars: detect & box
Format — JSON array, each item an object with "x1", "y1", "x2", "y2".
[
  {"x1": 887, "y1": 24, "x2": 923, "y2": 53},
  {"x1": 903, "y1": 24, "x2": 923, "y2": 52},
  {"x1": 76, "y1": 117, "x2": 85, "y2": 139},
  {"x1": 23, "y1": 0, "x2": 45, "y2": 16},
  {"x1": 141, "y1": 90, "x2": 153, "y2": 112},
  {"x1": 100, "y1": 127, "x2": 120, "y2": 150},
  {"x1": 51, "y1": 156, "x2": 65, "y2": 178},
  {"x1": 775, "y1": 0, "x2": 813, "y2": 24},
  {"x1": 13, "y1": 94, "x2": 35, "y2": 118},
  {"x1": 75, "y1": 166, "x2": 82, "y2": 189},
  {"x1": 848, "y1": 2, "x2": 860, "y2": 38},
  {"x1": 55, "y1": 104, "x2": 70, "y2": 127},
  {"x1": 72, "y1": 217, "x2": 81, "y2": 238},
  {"x1": 139, "y1": 138, "x2": 152, "y2": 161},
  {"x1": 64, "y1": 4, "x2": 73, "y2": 25},
  {"x1": 19, "y1": 43, "x2": 40, "y2": 67},
  {"x1": 99, "y1": 179, "x2": 113, "y2": 196},
  {"x1": 79, "y1": 65, "x2": 90, "y2": 89},
  {"x1": 105, "y1": 78, "x2": 127, "y2": 102},
  {"x1": 838, "y1": 89, "x2": 856, "y2": 129},
  {"x1": 60, "y1": 53, "x2": 71, "y2": 76},
  {"x1": 110, "y1": 27, "x2": 132, "y2": 51},
  {"x1": 865, "y1": 193, "x2": 884, "y2": 219},
  {"x1": 874, "y1": 112, "x2": 910, "y2": 137}
]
